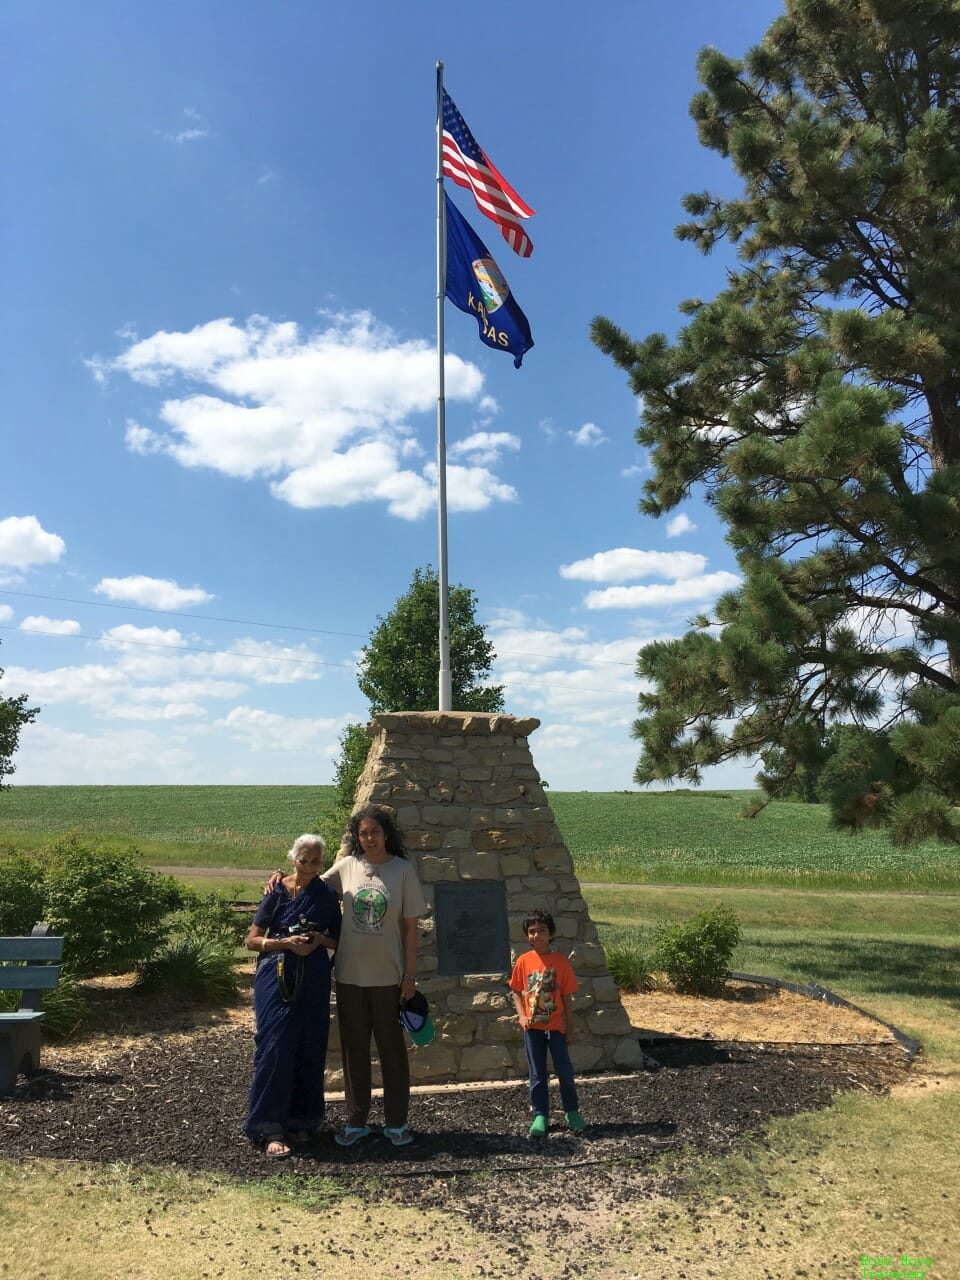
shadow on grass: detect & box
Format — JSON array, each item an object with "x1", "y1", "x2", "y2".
[{"x1": 741, "y1": 936, "x2": 960, "y2": 1002}]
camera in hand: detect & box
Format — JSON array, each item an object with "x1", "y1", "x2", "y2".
[{"x1": 287, "y1": 914, "x2": 318, "y2": 938}]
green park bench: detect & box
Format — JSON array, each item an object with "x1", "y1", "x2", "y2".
[{"x1": 0, "y1": 927, "x2": 64, "y2": 1093}]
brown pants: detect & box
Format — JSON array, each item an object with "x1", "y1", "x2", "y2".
[{"x1": 335, "y1": 982, "x2": 410, "y2": 1129}]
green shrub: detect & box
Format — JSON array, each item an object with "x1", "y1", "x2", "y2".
[
  {"x1": 36, "y1": 970, "x2": 88, "y2": 1040},
  {"x1": 42, "y1": 832, "x2": 183, "y2": 976},
  {"x1": 606, "y1": 937, "x2": 654, "y2": 992},
  {"x1": 174, "y1": 886, "x2": 249, "y2": 949},
  {"x1": 0, "y1": 966, "x2": 87, "y2": 1039},
  {"x1": 652, "y1": 903, "x2": 742, "y2": 996},
  {"x1": 134, "y1": 937, "x2": 240, "y2": 1002},
  {"x1": 0, "y1": 849, "x2": 46, "y2": 935}
]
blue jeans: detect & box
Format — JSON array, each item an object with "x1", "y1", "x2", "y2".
[{"x1": 523, "y1": 1029, "x2": 579, "y2": 1117}]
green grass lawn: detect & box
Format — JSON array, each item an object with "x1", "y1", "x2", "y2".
[
  {"x1": 2, "y1": 790, "x2": 959, "y2": 1279},
  {"x1": 3, "y1": 784, "x2": 958, "y2": 889},
  {"x1": 587, "y1": 882, "x2": 960, "y2": 1063}
]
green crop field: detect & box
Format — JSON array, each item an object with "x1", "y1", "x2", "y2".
[
  {"x1": 0, "y1": 785, "x2": 334, "y2": 864},
  {"x1": 1, "y1": 784, "x2": 959, "y2": 889}
]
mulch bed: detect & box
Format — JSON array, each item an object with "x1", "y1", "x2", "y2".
[{"x1": 0, "y1": 1021, "x2": 911, "y2": 1222}]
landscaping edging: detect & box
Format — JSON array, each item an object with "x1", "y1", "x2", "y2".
[{"x1": 727, "y1": 971, "x2": 922, "y2": 1060}]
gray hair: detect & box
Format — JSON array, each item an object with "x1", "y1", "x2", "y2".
[{"x1": 286, "y1": 833, "x2": 327, "y2": 865}]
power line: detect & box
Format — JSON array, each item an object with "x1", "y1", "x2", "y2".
[
  {"x1": 0, "y1": 623, "x2": 631, "y2": 697},
  {"x1": 0, "y1": 586, "x2": 638, "y2": 668},
  {"x1": 0, "y1": 587, "x2": 364, "y2": 640}
]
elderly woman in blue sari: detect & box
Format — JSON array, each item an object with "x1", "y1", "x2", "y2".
[{"x1": 243, "y1": 833, "x2": 341, "y2": 1158}]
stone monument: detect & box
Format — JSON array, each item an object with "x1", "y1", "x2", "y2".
[{"x1": 325, "y1": 710, "x2": 643, "y2": 1086}]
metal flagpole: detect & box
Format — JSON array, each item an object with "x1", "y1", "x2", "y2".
[{"x1": 436, "y1": 60, "x2": 452, "y2": 711}]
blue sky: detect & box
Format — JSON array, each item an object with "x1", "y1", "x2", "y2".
[{"x1": 1, "y1": 1, "x2": 785, "y2": 790}]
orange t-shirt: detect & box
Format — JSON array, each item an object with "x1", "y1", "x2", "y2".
[{"x1": 509, "y1": 949, "x2": 578, "y2": 1033}]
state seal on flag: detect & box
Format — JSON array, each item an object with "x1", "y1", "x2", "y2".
[{"x1": 472, "y1": 257, "x2": 510, "y2": 313}]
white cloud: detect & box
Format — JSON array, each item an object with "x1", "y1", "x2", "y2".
[
  {"x1": 164, "y1": 107, "x2": 210, "y2": 145},
  {"x1": 424, "y1": 463, "x2": 518, "y2": 513},
  {"x1": 560, "y1": 548, "x2": 707, "y2": 584},
  {"x1": 19, "y1": 616, "x2": 82, "y2": 636},
  {"x1": 0, "y1": 605, "x2": 12, "y2": 623},
  {"x1": 90, "y1": 311, "x2": 508, "y2": 519},
  {"x1": 125, "y1": 420, "x2": 164, "y2": 455},
  {"x1": 217, "y1": 706, "x2": 342, "y2": 751},
  {"x1": 448, "y1": 432, "x2": 520, "y2": 465},
  {"x1": 100, "y1": 623, "x2": 187, "y2": 651},
  {"x1": 98, "y1": 625, "x2": 325, "y2": 686},
  {"x1": 95, "y1": 575, "x2": 214, "y2": 610},
  {"x1": 584, "y1": 571, "x2": 742, "y2": 609},
  {"x1": 570, "y1": 422, "x2": 607, "y2": 447},
  {"x1": 0, "y1": 516, "x2": 65, "y2": 567},
  {"x1": 840, "y1": 604, "x2": 920, "y2": 648},
  {"x1": 666, "y1": 513, "x2": 698, "y2": 537},
  {"x1": 106, "y1": 701, "x2": 208, "y2": 722},
  {"x1": 2, "y1": 664, "x2": 129, "y2": 709},
  {"x1": 10, "y1": 721, "x2": 201, "y2": 784}
]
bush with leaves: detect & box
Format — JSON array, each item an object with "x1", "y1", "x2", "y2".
[
  {"x1": 32, "y1": 970, "x2": 88, "y2": 1040},
  {"x1": 316, "y1": 721, "x2": 371, "y2": 852},
  {"x1": 0, "y1": 849, "x2": 45, "y2": 935},
  {"x1": 174, "y1": 885, "x2": 249, "y2": 949},
  {"x1": 653, "y1": 904, "x2": 741, "y2": 997},
  {"x1": 134, "y1": 936, "x2": 240, "y2": 1002},
  {"x1": 606, "y1": 935, "x2": 653, "y2": 993},
  {"x1": 42, "y1": 832, "x2": 183, "y2": 976}
]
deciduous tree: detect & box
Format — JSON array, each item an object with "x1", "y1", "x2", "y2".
[
  {"x1": 358, "y1": 565, "x2": 504, "y2": 715},
  {"x1": 592, "y1": 0, "x2": 960, "y2": 843},
  {"x1": 0, "y1": 644, "x2": 37, "y2": 787},
  {"x1": 321, "y1": 568, "x2": 504, "y2": 839}
]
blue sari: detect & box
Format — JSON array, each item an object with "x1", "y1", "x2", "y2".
[{"x1": 244, "y1": 877, "x2": 341, "y2": 1143}]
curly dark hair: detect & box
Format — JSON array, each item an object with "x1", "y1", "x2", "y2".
[{"x1": 343, "y1": 805, "x2": 407, "y2": 859}]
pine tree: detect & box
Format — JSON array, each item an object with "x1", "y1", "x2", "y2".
[{"x1": 592, "y1": 0, "x2": 960, "y2": 844}]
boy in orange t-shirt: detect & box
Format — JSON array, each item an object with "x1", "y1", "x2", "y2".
[{"x1": 509, "y1": 909, "x2": 586, "y2": 1137}]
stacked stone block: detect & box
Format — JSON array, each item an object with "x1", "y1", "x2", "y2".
[{"x1": 323, "y1": 710, "x2": 643, "y2": 1087}]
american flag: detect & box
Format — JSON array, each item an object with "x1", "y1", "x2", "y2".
[{"x1": 442, "y1": 90, "x2": 535, "y2": 259}]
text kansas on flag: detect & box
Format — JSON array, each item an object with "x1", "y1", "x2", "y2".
[{"x1": 445, "y1": 193, "x2": 533, "y2": 369}]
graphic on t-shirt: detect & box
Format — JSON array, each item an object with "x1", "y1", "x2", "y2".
[
  {"x1": 353, "y1": 885, "x2": 388, "y2": 933},
  {"x1": 525, "y1": 965, "x2": 557, "y2": 1025}
]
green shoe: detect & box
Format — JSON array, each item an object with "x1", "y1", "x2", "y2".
[
  {"x1": 565, "y1": 1110, "x2": 586, "y2": 1131},
  {"x1": 529, "y1": 1114, "x2": 548, "y2": 1138}
]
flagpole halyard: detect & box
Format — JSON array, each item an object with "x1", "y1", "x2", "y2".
[{"x1": 436, "y1": 60, "x2": 452, "y2": 712}]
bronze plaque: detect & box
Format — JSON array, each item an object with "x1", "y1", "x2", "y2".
[{"x1": 434, "y1": 881, "x2": 510, "y2": 976}]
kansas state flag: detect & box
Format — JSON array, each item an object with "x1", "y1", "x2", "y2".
[{"x1": 445, "y1": 194, "x2": 533, "y2": 369}]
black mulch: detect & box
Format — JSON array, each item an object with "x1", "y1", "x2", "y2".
[{"x1": 0, "y1": 1024, "x2": 911, "y2": 1226}]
